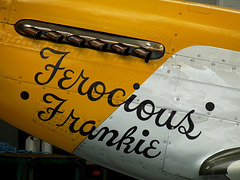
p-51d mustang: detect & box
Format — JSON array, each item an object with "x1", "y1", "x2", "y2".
[{"x1": 0, "y1": 0, "x2": 240, "y2": 179}]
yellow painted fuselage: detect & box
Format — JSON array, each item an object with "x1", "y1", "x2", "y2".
[{"x1": 0, "y1": 0, "x2": 240, "y2": 179}]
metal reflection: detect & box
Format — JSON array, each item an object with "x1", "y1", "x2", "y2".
[
  {"x1": 45, "y1": 31, "x2": 63, "y2": 42},
  {"x1": 111, "y1": 43, "x2": 129, "y2": 55},
  {"x1": 22, "y1": 27, "x2": 41, "y2": 38},
  {"x1": 199, "y1": 148, "x2": 240, "y2": 175},
  {"x1": 132, "y1": 48, "x2": 152, "y2": 63},
  {"x1": 67, "y1": 35, "x2": 85, "y2": 47},
  {"x1": 88, "y1": 39, "x2": 107, "y2": 51},
  {"x1": 15, "y1": 19, "x2": 165, "y2": 63}
]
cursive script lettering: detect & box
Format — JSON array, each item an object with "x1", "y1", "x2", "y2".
[
  {"x1": 89, "y1": 126, "x2": 161, "y2": 158},
  {"x1": 39, "y1": 93, "x2": 161, "y2": 158},
  {"x1": 124, "y1": 94, "x2": 201, "y2": 140},
  {"x1": 35, "y1": 47, "x2": 126, "y2": 107},
  {"x1": 35, "y1": 47, "x2": 202, "y2": 157}
]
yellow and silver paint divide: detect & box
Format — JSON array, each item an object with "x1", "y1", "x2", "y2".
[
  {"x1": 0, "y1": 0, "x2": 240, "y2": 179},
  {"x1": 74, "y1": 45, "x2": 240, "y2": 179}
]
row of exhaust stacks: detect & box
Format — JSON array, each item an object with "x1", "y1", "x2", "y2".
[{"x1": 21, "y1": 27, "x2": 158, "y2": 63}]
